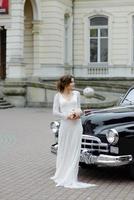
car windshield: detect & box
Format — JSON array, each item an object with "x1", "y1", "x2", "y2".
[{"x1": 121, "y1": 88, "x2": 134, "y2": 105}]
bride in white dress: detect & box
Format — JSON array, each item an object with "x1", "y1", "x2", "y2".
[{"x1": 51, "y1": 75, "x2": 95, "y2": 188}]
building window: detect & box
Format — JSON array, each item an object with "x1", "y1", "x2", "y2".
[{"x1": 89, "y1": 16, "x2": 108, "y2": 63}]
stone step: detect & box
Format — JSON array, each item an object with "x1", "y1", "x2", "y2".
[
  {"x1": 0, "y1": 97, "x2": 14, "y2": 109},
  {"x1": 0, "y1": 105, "x2": 14, "y2": 109}
]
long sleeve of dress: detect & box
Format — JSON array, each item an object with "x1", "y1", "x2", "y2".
[
  {"x1": 53, "y1": 93, "x2": 67, "y2": 119},
  {"x1": 76, "y1": 91, "x2": 83, "y2": 115}
]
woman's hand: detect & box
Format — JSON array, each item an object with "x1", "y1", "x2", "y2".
[
  {"x1": 67, "y1": 113, "x2": 74, "y2": 120},
  {"x1": 73, "y1": 112, "x2": 80, "y2": 119},
  {"x1": 67, "y1": 112, "x2": 80, "y2": 120}
]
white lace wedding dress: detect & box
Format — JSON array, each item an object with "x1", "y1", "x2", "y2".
[{"x1": 51, "y1": 90, "x2": 95, "y2": 188}]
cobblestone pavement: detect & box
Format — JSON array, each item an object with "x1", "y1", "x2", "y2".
[{"x1": 0, "y1": 107, "x2": 134, "y2": 200}]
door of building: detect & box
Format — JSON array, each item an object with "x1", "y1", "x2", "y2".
[{"x1": 0, "y1": 27, "x2": 6, "y2": 79}]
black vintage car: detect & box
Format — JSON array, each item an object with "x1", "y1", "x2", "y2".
[{"x1": 50, "y1": 86, "x2": 134, "y2": 178}]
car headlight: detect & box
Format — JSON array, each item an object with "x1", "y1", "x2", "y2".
[
  {"x1": 50, "y1": 121, "x2": 60, "y2": 134},
  {"x1": 106, "y1": 129, "x2": 119, "y2": 145}
]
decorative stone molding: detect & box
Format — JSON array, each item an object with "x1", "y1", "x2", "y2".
[
  {"x1": 32, "y1": 20, "x2": 41, "y2": 34},
  {"x1": 64, "y1": 8, "x2": 72, "y2": 17},
  {"x1": 23, "y1": 0, "x2": 41, "y2": 20}
]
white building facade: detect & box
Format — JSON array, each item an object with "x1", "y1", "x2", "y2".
[{"x1": 1, "y1": 0, "x2": 134, "y2": 80}]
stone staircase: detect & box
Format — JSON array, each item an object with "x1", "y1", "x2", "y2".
[{"x1": 0, "y1": 96, "x2": 14, "y2": 109}]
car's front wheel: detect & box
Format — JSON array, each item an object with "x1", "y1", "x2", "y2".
[
  {"x1": 79, "y1": 162, "x2": 89, "y2": 168},
  {"x1": 129, "y1": 164, "x2": 134, "y2": 179},
  {"x1": 79, "y1": 162, "x2": 95, "y2": 169}
]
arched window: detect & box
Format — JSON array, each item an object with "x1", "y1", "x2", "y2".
[{"x1": 89, "y1": 16, "x2": 108, "y2": 63}]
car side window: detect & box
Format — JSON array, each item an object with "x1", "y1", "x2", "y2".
[{"x1": 121, "y1": 88, "x2": 134, "y2": 105}]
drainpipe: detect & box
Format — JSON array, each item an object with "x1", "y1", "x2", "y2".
[{"x1": 72, "y1": 0, "x2": 75, "y2": 76}]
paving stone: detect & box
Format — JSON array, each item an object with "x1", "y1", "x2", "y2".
[{"x1": 0, "y1": 107, "x2": 134, "y2": 200}]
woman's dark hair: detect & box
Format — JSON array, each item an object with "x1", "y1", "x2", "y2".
[{"x1": 57, "y1": 74, "x2": 74, "y2": 93}]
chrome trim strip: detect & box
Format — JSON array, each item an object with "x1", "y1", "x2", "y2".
[
  {"x1": 81, "y1": 142, "x2": 108, "y2": 147},
  {"x1": 81, "y1": 148, "x2": 108, "y2": 153},
  {"x1": 82, "y1": 135, "x2": 101, "y2": 142}
]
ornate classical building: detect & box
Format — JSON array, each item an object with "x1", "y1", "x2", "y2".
[{"x1": 1, "y1": 0, "x2": 134, "y2": 80}]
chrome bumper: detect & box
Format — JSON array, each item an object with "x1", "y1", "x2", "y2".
[
  {"x1": 51, "y1": 144, "x2": 133, "y2": 166},
  {"x1": 80, "y1": 149, "x2": 133, "y2": 166}
]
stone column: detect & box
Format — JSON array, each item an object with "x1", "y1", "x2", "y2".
[
  {"x1": 6, "y1": 1, "x2": 25, "y2": 80},
  {"x1": 32, "y1": 20, "x2": 41, "y2": 79}
]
